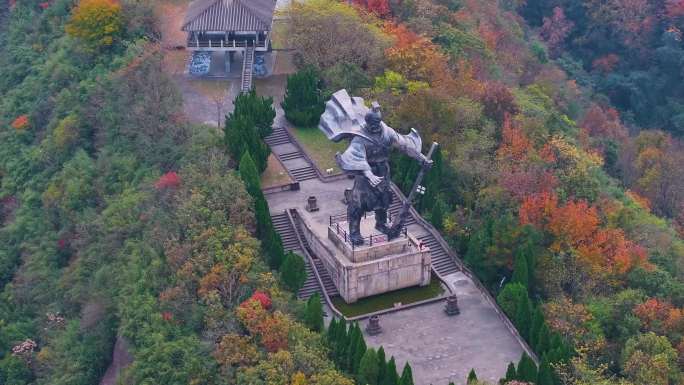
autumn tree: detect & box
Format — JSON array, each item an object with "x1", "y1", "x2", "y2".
[
  {"x1": 539, "y1": 7, "x2": 573, "y2": 57},
  {"x1": 621, "y1": 332, "x2": 681, "y2": 385},
  {"x1": 65, "y1": 0, "x2": 123, "y2": 48}
]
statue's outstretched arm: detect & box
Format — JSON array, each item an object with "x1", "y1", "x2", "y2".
[{"x1": 386, "y1": 125, "x2": 432, "y2": 168}]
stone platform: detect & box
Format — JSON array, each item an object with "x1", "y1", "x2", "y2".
[{"x1": 298, "y1": 211, "x2": 431, "y2": 303}]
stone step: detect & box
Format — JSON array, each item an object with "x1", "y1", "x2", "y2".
[{"x1": 279, "y1": 151, "x2": 302, "y2": 161}]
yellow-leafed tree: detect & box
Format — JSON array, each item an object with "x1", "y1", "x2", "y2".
[{"x1": 65, "y1": 0, "x2": 123, "y2": 48}]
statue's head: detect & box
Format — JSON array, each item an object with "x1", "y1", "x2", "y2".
[{"x1": 364, "y1": 102, "x2": 382, "y2": 134}]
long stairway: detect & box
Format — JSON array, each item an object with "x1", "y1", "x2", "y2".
[
  {"x1": 390, "y1": 190, "x2": 459, "y2": 276},
  {"x1": 264, "y1": 127, "x2": 319, "y2": 182},
  {"x1": 240, "y1": 46, "x2": 255, "y2": 93}
]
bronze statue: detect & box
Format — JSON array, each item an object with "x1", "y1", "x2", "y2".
[{"x1": 319, "y1": 90, "x2": 435, "y2": 246}]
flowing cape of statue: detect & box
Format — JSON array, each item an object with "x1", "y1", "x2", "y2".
[{"x1": 318, "y1": 89, "x2": 422, "y2": 172}]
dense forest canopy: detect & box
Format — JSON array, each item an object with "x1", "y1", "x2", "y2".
[{"x1": 1, "y1": 0, "x2": 684, "y2": 384}]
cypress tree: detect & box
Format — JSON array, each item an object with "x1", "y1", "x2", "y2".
[
  {"x1": 232, "y1": 89, "x2": 276, "y2": 139},
  {"x1": 281, "y1": 251, "x2": 307, "y2": 292},
  {"x1": 503, "y1": 362, "x2": 517, "y2": 383},
  {"x1": 429, "y1": 198, "x2": 447, "y2": 231},
  {"x1": 352, "y1": 328, "x2": 367, "y2": 374},
  {"x1": 511, "y1": 253, "x2": 529, "y2": 288},
  {"x1": 238, "y1": 151, "x2": 261, "y2": 197},
  {"x1": 281, "y1": 67, "x2": 326, "y2": 127},
  {"x1": 336, "y1": 319, "x2": 349, "y2": 365},
  {"x1": 304, "y1": 292, "x2": 324, "y2": 332},
  {"x1": 263, "y1": 226, "x2": 284, "y2": 269},
  {"x1": 537, "y1": 357, "x2": 554, "y2": 385},
  {"x1": 529, "y1": 305, "x2": 544, "y2": 350},
  {"x1": 346, "y1": 323, "x2": 360, "y2": 372},
  {"x1": 467, "y1": 368, "x2": 478, "y2": 383},
  {"x1": 327, "y1": 317, "x2": 338, "y2": 345},
  {"x1": 358, "y1": 348, "x2": 379, "y2": 385},
  {"x1": 399, "y1": 362, "x2": 414, "y2": 385},
  {"x1": 517, "y1": 353, "x2": 538, "y2": 382},
  {"x1": 536, "y1": 323, "x2": 550, "y2": 355},
  {"x1": 377, "y1": 346, "x2": 387, "y2": 382},
  {"x1": 381, "y1": 357, "x2": 399, "y2": 385},
  {"x1": 514, "y1": 292, "x2": 532, "y2": 340}
]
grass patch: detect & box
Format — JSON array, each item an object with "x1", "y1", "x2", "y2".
[
  {"x1": 261, "y1": 154, "x2": 292, "y2": 188},
  {"x1": 332, "y1": 277, "x2": 445, "y2": 318},
  {"x1": 291, "y1": 127, "x2": 348, "y2": 174}
]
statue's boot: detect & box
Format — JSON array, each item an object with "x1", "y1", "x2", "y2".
[
  {"x1": 349, "y1": 216, "x2": 364, "y2": 246},
  {"x1": 375, "y1": 209, "x2": 390, "y2": 234}
]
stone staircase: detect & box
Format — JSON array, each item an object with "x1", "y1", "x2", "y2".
[
  {"x1": 390, "y1": 190, "x2": 459, "y2": 276},
  {"x1": 264, "y1": 127, "x2": 319, "y2": 182},
  {"x1": 270, "y1": 212, "x2": 336, "y2": 305},
  {"x1": 240, "y1": 46, "x2": 255, "y2": 93}
]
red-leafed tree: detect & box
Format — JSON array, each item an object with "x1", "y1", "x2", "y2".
[
  {"x1": 540, "y1": 7, "x2": 574, "y2": 56},
  {"x1": 154, "y1": 171, "x2": 181, "y2": 190}
]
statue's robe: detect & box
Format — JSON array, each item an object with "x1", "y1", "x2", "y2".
[{"x1": 336, "y1": 123, "x2": 422, "y2": 214}]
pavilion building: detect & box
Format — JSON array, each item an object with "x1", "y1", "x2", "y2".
[{"x1": 182, "y1": 0, "x2": 276, "y2": 86}]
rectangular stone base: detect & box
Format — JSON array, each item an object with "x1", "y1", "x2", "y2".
[{"x1": 298, "y1": 211, "x2": 431, "y2": 303}]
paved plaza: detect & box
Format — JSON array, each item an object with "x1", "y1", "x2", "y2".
[{"x1": 363, "y1": 272, "x2": 524, "y2": 385}]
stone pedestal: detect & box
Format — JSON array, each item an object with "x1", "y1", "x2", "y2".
[
  {"x1": 444, "y1": 295, "x2": 460, "y2": 316},
  {"x1": 296, "y1": 211, "x2": 431, "y2": 303},
  {"x1": 366, "y1": 315, "x2": 382, "y2": 335},
  {"x1": 306, "y1": 196, "x2": 319, "y2": 212}
]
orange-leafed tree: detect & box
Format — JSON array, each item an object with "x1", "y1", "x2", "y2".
[
  {"x1": 384, "y1": 23, "x2": 451, "y2": 85},
  {"x1": 65, "y1": 0, "x2": 123, "y2": 48}
]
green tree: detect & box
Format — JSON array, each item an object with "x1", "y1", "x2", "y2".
[
  {"x1": 399, "y1": 362, "x2": 414, "y2": 385},
  {"x1": 239, "y1": 151, "x2": 261, "y2": 197},
  {"x1": 536, "y1": 323, "x2": 550, "y2": 355},
  {"x1": 282, "y1": 68, "x2": 326, "y2": 127},
  {"x1": 377, "y1": 346, "x2": 387, "y2": 382},
  {"x1": 503, "y1": 362, "x2": 517, "y2": 383},
  {"x1": 515, "y1": 294, "x2": 532, "y2": 340},
  {"x1": 327, "y1": 317, "x2": 338, "y2": 345},
  {"x1": 467, "y1": 368, "x2": 477, "y2": 383},
  {"x1": 496, "y1": 283, "x2": 527, "y2": 320},
  {"x1": 263, "y1": 225, "x2": 285, "y2": 269},
  {"x1": 537, "y1": 357, "x2": 554, "y2": 385},
  {"x1": 232, "y1": 89, "x2": 276, "y2": 139},
  {"x1": 304, "y1": 293, "x2": 324, "y2": 332},
  {"x1": 517, "y1": 353, "x2": 538, "y2": 383},
  {"x1": 621, "y1": 332, "x2": 681, "y2": 385},
  {"x1": 352, "y1": 327, "x2": 367, "y2": 374},
  {"x1": 511, "y1": 253, "x2": 529, "y2": 288},
  {"x1": 358, "y1": 348, "x2": 379, "y2": 385},
  {"x1": 0, "y1": 355, "x2": 34, "y2": 385},
  {"x1": 381, "y1": 357, "x2": 399, "y2": 385},
  {"x1": 281, "y1": 251, "x2": 307, "y2": 292},
  {"x1": 429, "y1": 197, "x2": 447, "y2": 231},
  {"x1": 529, "y1": 305, "x2": 544, "y2": 350}
]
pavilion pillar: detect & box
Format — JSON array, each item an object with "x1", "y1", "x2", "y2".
[{"x1": 225, "y1": 51, "x2": 231, "y2": 74}]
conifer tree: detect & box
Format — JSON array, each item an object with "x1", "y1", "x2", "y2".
[
  {"x1": 232, "y1": 89, "x2": 276, "y2": 138},
  {"x1": 239, "y1": 151, "x2": 261, "y2": 197},
  {"x1": 517, "y1": 353, "x2": 538, "y2": 382},
  {"x1": 327, "y1": 317, "x2": 338, "y2": 345},
  {"x1": 304, "y1": 293, "x2": 324, "y2": 332},
  {"x1": 281, "y1": 251, "x2": 307, "y2": 292},
  {"x1": 514, "y1": 293, "x2": 532, "y2": 340},
  {"x1": 537, "y1": 357, "x2": 554, "y2": 385},
  {"x1": 467, "y1": 368, "x2": 478, "y2": 383},
  {"x1": 511, "y1": 253, "x2": 529, "y2": 288},
  {"x1": 352, "y1": 328, "x2": 367, "y2": 374},
  {"x1": 536, "y1": 323, "x2": 550, "y2": 355},
  {"x1": 381, "y1": 357, "x2": 399, "y2": 385},
  {"x1": 429, "y1": 198, "x2": 447, "y2": 231},
  {"x1": 346, "y1": 323, "x2": 360, "y2": 371},
  {"x1": 358, "y1": 348, "x2": 379, "y2": 385},
  {"x1": 503, "y1": 362, "x2": 517, "y2": 383},
  {"x1": 529, "y1": 305, "x2": 544, "y2": 350},
  {"x1": 263, "y1": 226, "x2": 284, "y2": 269},
  {"x1": 336, "y1": 319, "x2": 349, "y2": 365},
  {"x1": 281, "y1": 67, "x2": 326, "y2": 127},
  {"x1": 377, "y1": 346, "x2": 387, "y2": 382},
  {"x1": 399, "y1": 362, "x2": 414, "y2": 385}
]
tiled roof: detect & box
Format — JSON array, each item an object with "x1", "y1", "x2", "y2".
[{"x1": 182, "y1": 0, "x2": 276, "y2": 32}]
